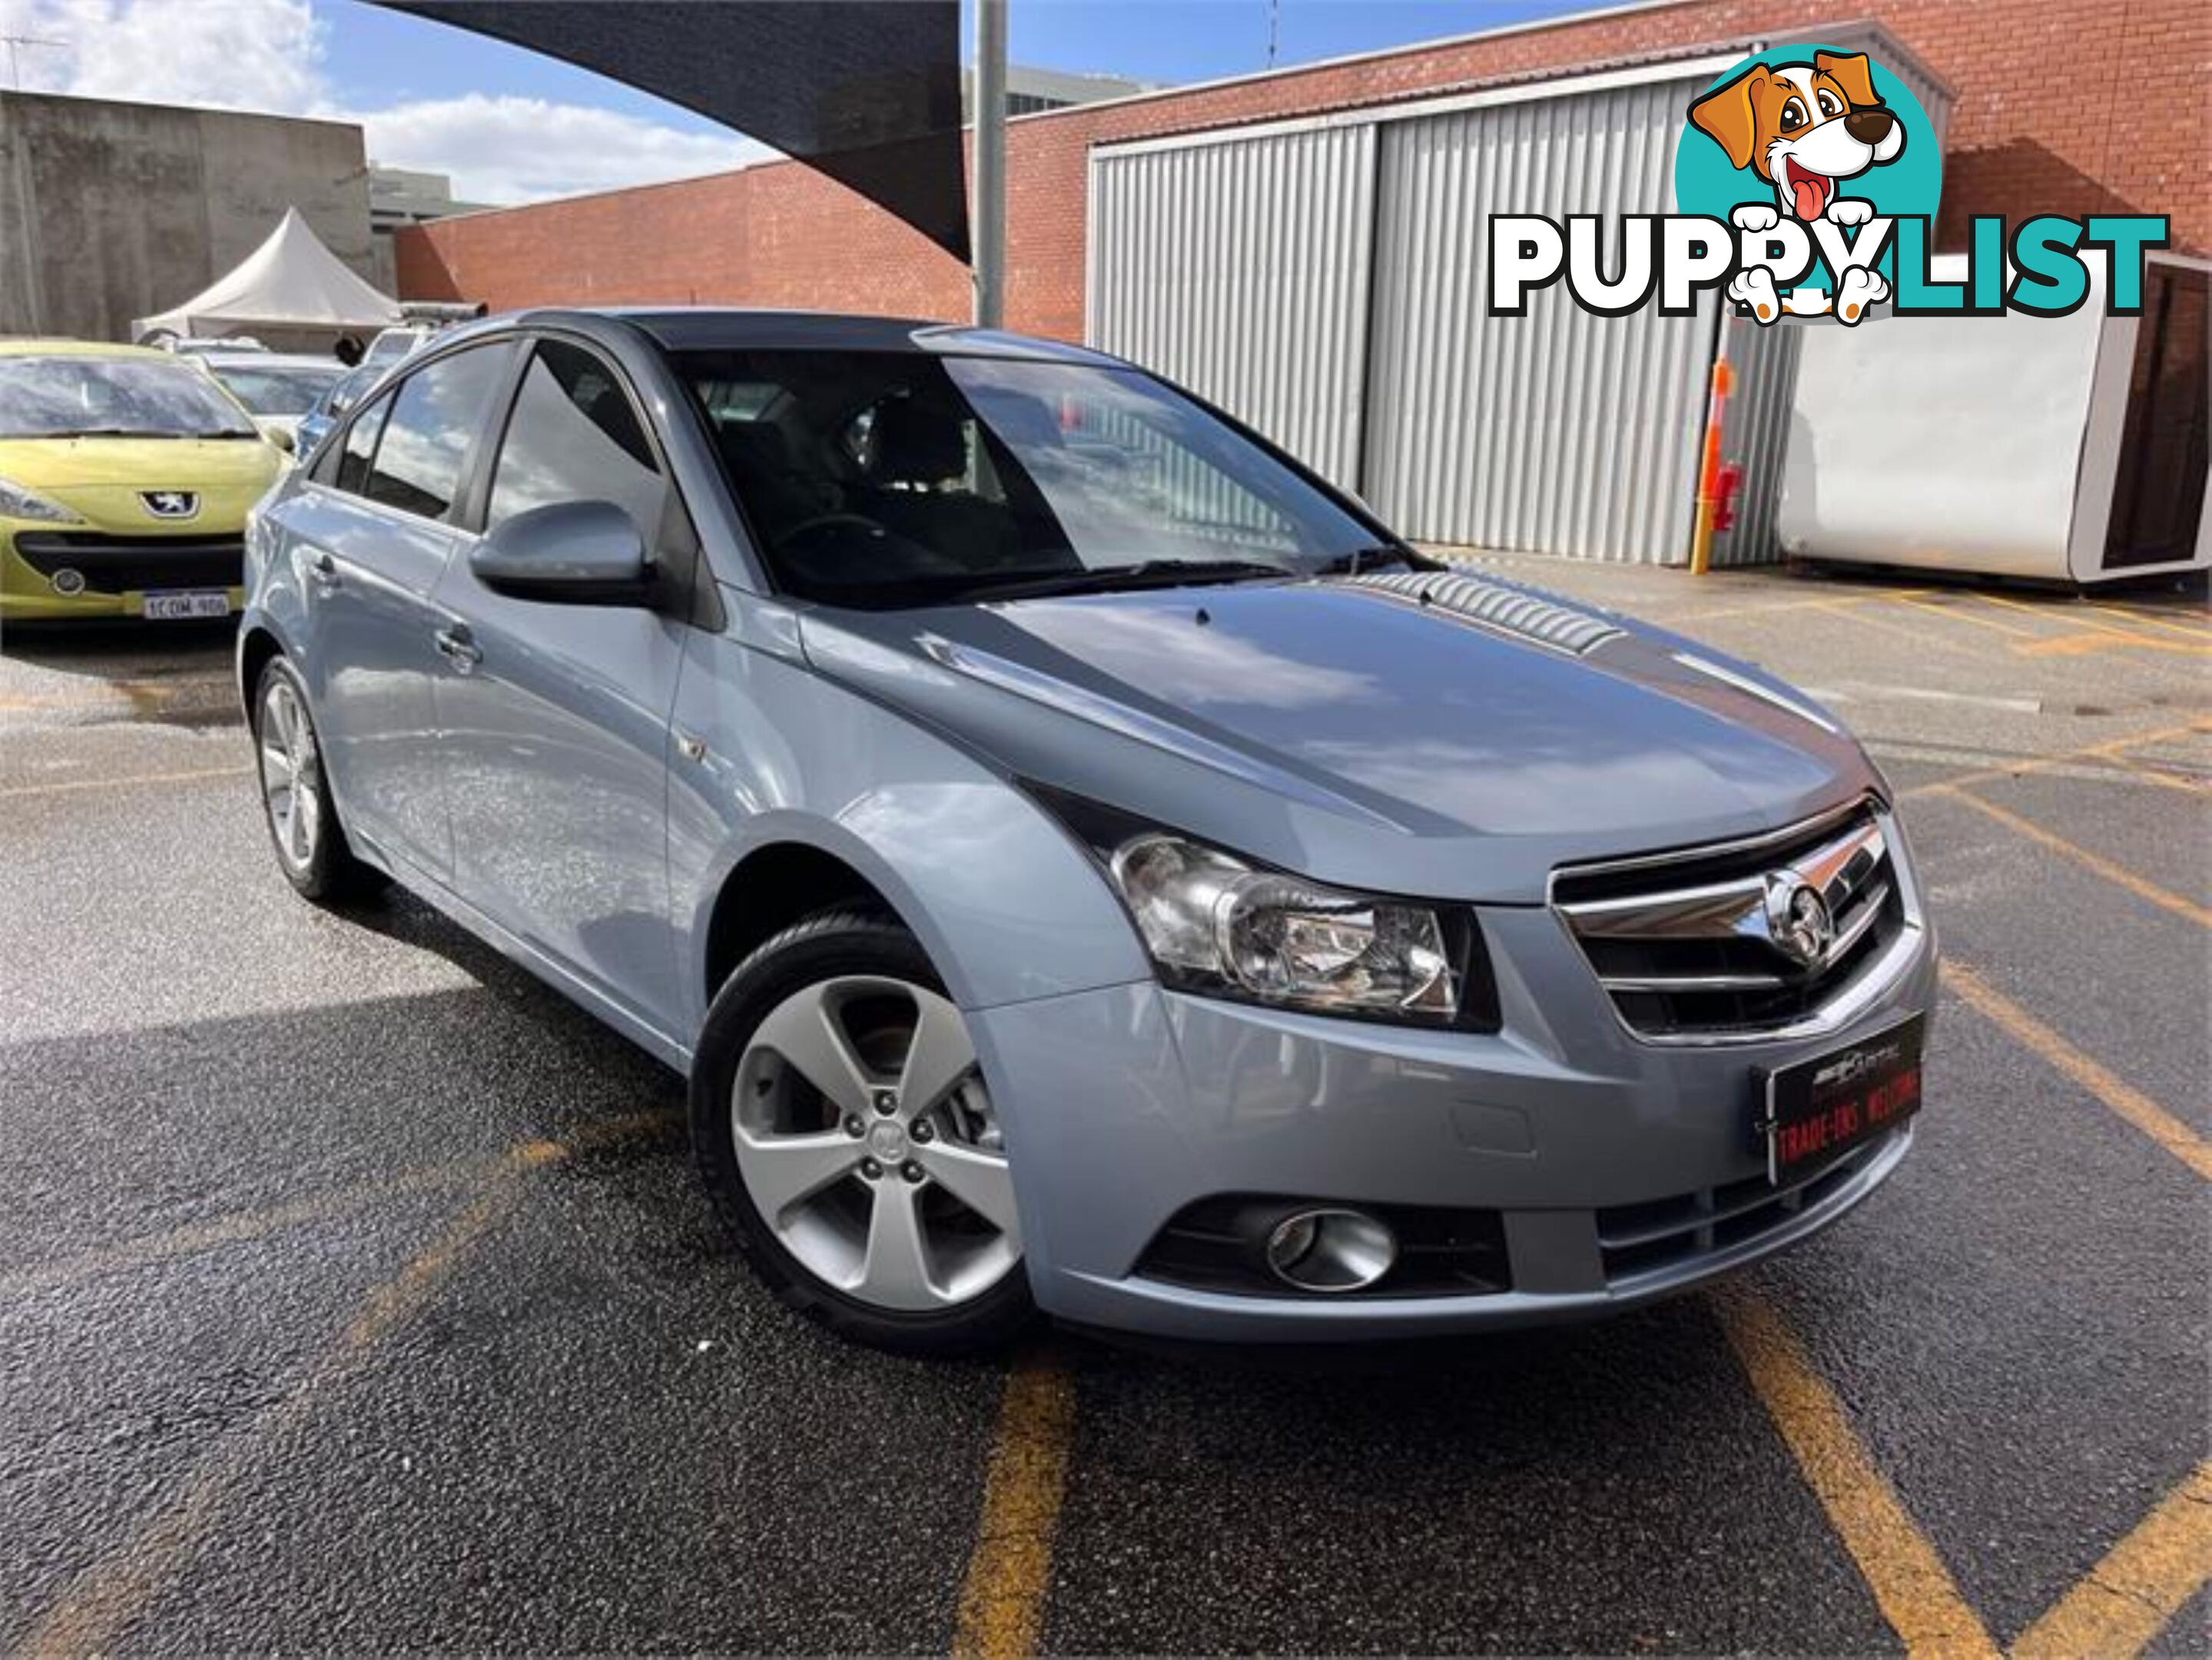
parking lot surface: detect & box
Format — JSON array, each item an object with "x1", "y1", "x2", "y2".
[{"x1": 3, "y1": 560, "x2": 2207, "y2": 1656}]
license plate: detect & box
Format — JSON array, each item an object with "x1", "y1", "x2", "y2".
[
  {"x1": 141, "y1": 589, "x2": 232, "y2": 620},
  {"x1": 1759, "y1": 1014, "x2": 1925, "y2": 1183}
]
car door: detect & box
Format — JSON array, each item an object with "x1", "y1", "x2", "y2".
[
  {"x1": 280, "y1": 340, "x2": 513, "y2": 881},
  {"x1": 427, "y1": 335, "x2": 692, "y2": 1036}
]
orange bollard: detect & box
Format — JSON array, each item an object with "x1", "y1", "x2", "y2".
[{"x1": 1689, "y1": 354, "x2": 1736, "y2": 576}]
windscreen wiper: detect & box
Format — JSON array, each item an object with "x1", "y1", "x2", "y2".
[{"x1": 964, "y1": 559, "x2": 1293, "y2": 602}]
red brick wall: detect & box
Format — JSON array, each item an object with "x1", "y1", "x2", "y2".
[{"x1": 396, "y1": 0, "x2": 2208, "y2": 340}]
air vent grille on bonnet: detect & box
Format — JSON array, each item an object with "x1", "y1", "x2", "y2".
[{"x1": 1343, "y1": 569, "x2": 1624, "y2": 656}]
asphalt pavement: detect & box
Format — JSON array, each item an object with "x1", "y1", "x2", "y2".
[{"x1": 2, "y1": 563, "x2": 2207, "y2": 1656}]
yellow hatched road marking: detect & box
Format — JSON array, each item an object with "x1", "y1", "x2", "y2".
[
  {"x1": 1716, "y1": 1285, "x2": 2001, "y2": 1658},
  {"x1": 0, "y1": 1111, "x2": 674, "y2": 1303},
  {"x1": 2018, "y1": 629, "x2": 2211, "y2": 659},
  {"x1": 2083, "y1": 603, "x2": 2212, "y2": 642},
  {"x1": 1928, "y1": 785, "x2": 2212, "y2": 929},
  {"x1": 1981, "y1": 593, "x2": 2212, "y2": 656},
  {"x1": 1899, "y1": 720, "x2": 2212, "y2": 800},
  {"x1": 0, "y1": 763, "x2": 249, "y2": 799},
  {"x1": 1682, "y1": 586, "x2": 1930, "y2": 626},
  {"x1": 1899, "y1": 594, "x2": 2039, "y2": 639},
  {"x1": 0, "y1": 1166, "x2": 465, "y2": 1300},
  {"x1": 15, "y1": 1114, "x2": 671, "y2": 1657},
  {"x1": 2011, "y1": 1460, "x2": 2212, "y2": 1658},
  {"x1": 1944, "y1": 961, "x2": 2212, "y2": 1180},
  {"x1": 18, "y1": 1178, "x2": 527, "y2": 1658},
  {"x1": 1812, "y1": 595, "x2": 2008, "y2": 656},
  {"x1": 953, "y1": 1349, "x2": 1079, "y2": 1660}
]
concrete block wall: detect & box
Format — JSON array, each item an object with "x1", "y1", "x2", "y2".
[
  {"x1": 393, "y1": 0, "x2": 2209, "y2": 340},
  {"x1": 0, "y1": 91, "x2": 375, "y2": 344}
]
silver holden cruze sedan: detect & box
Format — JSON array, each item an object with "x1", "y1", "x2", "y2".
[{"x1": 238, "y1": 309, "x2": 1936, "y2": 1355}]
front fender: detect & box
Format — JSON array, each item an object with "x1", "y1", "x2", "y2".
[{"x1": 669, "y1": 617, "x2": 1149, "y2": 1036}]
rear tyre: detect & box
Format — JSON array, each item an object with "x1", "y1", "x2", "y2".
[
  {"x1": 253, "y1": 655, "x2": 383, "y2": 903},
  {"x1": 691, "y1": 908, "x2": 1034, "y2": 1356}
]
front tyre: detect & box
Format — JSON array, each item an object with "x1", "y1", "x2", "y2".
[
  {"x1": 254, "y1": 655, "x2": 382, "y2": 903},
  {"x1": 691, "y1": 908, "x2": 1033, "y2": 1356}
]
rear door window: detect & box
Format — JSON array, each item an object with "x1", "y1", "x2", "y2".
[
  {"x1": 332, "y1": 392, "x2": 392, "y2": 494},
  {"x1": 363, "y1": 345, "x2": 510, "y2": 523},
  {"x1": 486, "y1": 340, "x2": 665, "y2": 536}
]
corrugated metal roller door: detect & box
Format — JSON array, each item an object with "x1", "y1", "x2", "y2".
[
  {"x1": 1363, "y1": 76, "x2": 1716, "y2": 563},
  {"x1": 1087, "y1": 122, "x2": 1375, "y2": 486}
]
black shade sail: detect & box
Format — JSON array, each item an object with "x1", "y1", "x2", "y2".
[{"x1": 380, "y1": 1, "x2": 969, "y2": 260}]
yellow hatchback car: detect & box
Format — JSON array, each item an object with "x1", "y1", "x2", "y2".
[{"x1": 0, "y1": 340, "x2": 287, "y2": 622}]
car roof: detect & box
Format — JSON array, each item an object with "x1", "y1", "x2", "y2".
[
  {"x1": 496, "y1": 307, "x2": 1125, "y2": 366},
  {"x1": 197, "y1": 352, "x2": 347, "y2": 372},
  {"x1": 0, "y1": 337, "x2": 172, "y2": 361}
]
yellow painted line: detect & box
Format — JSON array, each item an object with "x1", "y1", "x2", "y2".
[
  {"x1": 0, "y1": 763, "x2": 249, "y2": 800},
  {"x1": 0, "y1": 1111, "x2": 674, "y2": 1303},
  {"x1": 953, "y1": 1348, "x2": 1079, "y2": 1660},
  {"x1": 0, "y1": 1166, "x2": 468, "y2": 1301},
  {"x1": 14, "y1": 1114, "x2": 673, "y2": 1657},
  {"x1": 1810, "y1": 595, "x2": 2008, "y2": 658},
  {"x1": 2011, "y1": 1460, "x2": 2212, "y2": 1659},
  {"x1": 2017, "y1": 629, "x2": 2211, "y2": 659},
  {"x1": 17, "y1": 1178, "x2": 526, "y2": 1658},
  {"x1": 1944, "y1": 961, "x2": 2212, "y2": 1180},
  {"x1": 2084, "y1": 602, "x2": 2212, "y2": 642},
  {"x1": 1900, "y1": 720, "x2": 2212, "y2": 800},
  {"x1": 1929, "y1": 785, "x2": 2212, "y2": 929},
  {"x1": 1715, "y1": 1286, "x2": 2001, "y2": 1658},
  {"x1": 1899, "y1": 594, "x2": 2038, "y2": 639},
  {"x1": 1982, "y1": 593, "x2": 2212, "y2": 656},
  {"x1": 1676, "y1": 589, "x2": 1916, "y2": 626}
]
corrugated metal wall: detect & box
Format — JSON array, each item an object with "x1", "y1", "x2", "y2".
[
  {"x1": 1363, "y1": 76, "x2": 1713, "y2": 562},
  {"x1": 1086, "y1": 122, "x2": 1376, "y2": 486},
  {"x1": 1086, "y1": 34, "x2": 1955, "y2": 567}
]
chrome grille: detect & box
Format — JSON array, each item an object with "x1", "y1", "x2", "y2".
[{"x1": 1552, "y1": 802, "x2": 1914, "y2": 1041}]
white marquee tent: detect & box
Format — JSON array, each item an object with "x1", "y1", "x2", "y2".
[{"x1": 134, "y1": 208, "x2": 402, "y2": 346}]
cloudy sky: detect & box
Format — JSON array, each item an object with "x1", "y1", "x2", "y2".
[{"x1": 0, "y1": 1, "x2": 1582, "y2": 207}]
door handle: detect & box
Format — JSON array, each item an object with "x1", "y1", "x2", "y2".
[{"x1": 433, "y1": 623, "x2": 483, "y2": 673}]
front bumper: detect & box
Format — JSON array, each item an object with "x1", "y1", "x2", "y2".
[
  {"x1": 2, "y1": 528, "x2": 245, "y2": 620},
  {"x1": 972, "y1": 891, "x2": 1937, "y2": 1343}
]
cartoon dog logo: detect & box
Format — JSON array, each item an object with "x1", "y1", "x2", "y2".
[{"x1": 1689, "y1": 51, "x2": 1906, "y2": 321}]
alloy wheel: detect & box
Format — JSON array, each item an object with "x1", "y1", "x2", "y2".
[
  {"x1": 731, "y1": 975, "x2": 1019, "y2": 1312},
  {"x1": 258, "y1": 676, "x2": 323, "y2": 872}
]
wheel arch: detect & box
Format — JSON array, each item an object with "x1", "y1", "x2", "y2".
[
  {"x1": 702, "y1": 839, "x2": 894, "y2": 1002},
  {"x1": 685, "y1": 799, "x2": 1150, "y2": 1031},
  {"x1": 237, "y1": 621, "x2": 286, "y2": 716}
]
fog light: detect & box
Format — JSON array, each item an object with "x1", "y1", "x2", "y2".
[
  {"x1": 1263, "y1": 1207, "x2": 1397, "y2": 1293},
  {"x1": 50, "y1": 568, "x2": 85, "y2": 596}
]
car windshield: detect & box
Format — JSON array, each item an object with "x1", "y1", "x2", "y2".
[
  {"x1": 674, "y1": 349, "x2": 1395, "y2": 606},
  {"x1": 209, "y1": 363, "x2": 343, "y2": 417},
  {"x1": 0, "y1": 355, "x2": 261, "y2": 440}
]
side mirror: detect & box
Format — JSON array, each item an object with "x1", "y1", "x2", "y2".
[
  {"x1": 470, "y1": 500, "x2": 653, "y2": 606},
  {"x1": 266, "y1": 424, "x2": 297, "y2": 454}
]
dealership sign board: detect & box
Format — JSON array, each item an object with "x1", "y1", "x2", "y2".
[{"x1": 1487, "y1": 44, "x2": 2169, "y2": 324}]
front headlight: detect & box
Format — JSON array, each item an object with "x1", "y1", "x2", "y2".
[
  {"x1": 0, "y1": 477, "x2": 80, "y2": 523},
  {"x1": 1110, "y1": 832, "x2": 1461, "y2": 1018},
  {"x1": 1033, "y1": 788, "x2": 1492, "y2": 1025}
]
